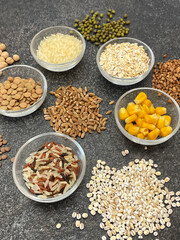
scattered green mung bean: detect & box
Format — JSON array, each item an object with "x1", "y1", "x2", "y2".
[{"x1": 74, "y1": 9, "x2": 131, "y2": 45}]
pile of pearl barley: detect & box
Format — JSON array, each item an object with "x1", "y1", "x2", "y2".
[{"x1": 86, "y1": 159, "x2": 180, "y2": 240}]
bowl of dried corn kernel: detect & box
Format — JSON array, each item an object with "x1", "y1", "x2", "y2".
[
  {"x1": 0, "y1": 65, "x2": 47, "y2": 117},
  {"x1": 30, "y1": 26, "x2": 86, "y2": 72},
  {"x1": 96, "y1": 37, "x2": 155, "y2": 86},
  {"x1": 115, "y1": 88, "x2": 180, "y2": 145},
  {"x1": 13, "y1": 132, "x2": 86, "y2": 203}
]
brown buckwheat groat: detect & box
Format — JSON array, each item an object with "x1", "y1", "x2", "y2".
[{"x1": 152, "y1": 59, "x2": 180, "y2": 105}]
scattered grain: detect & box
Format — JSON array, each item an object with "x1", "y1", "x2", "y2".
[
  {"x1": 77, "y1": 213, "x2": 81, "y2": 220},
  {"x1": 109, "y1": 100, "x2": 114, "y2": 105},
  {"x1": 86, "y1": 159, "x2": 180, "y2": 239},
  {"x1": 75, "y1": 220, "x2": 81, "y2": 228},
  {"x1": 80, "y1": 222, "x2": 84, "y2": 230},
  {"x1": 44, "y1": 86, "x2": 107, "y2": 139},
  {"x1": 82, "y1": 213, "x2": 88, "y2": 219},
  {"x1": 106, "y1": 110, "x2": 112, "y2": 115},
  {"x1": 56, "y1": 223, "x2": 61, "y2": 229},
  {"x1": 72, "y1": 212, "x2": 77, "y2": 218}
]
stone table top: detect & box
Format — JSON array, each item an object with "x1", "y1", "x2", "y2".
[{"x1": 0, "y1": 0, "x2": 180, "y2": 239}]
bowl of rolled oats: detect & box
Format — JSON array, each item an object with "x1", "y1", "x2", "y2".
[
  {"x1": 96, "y1": 37, "x2": 155, "y2": 86},
  {"x1": 13, "y1": 132, "x2": 86, "y2": 203}
]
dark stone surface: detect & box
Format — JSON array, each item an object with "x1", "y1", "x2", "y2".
[{"x1": 0, "y1": 0, "x2": 180, "y2": 239}]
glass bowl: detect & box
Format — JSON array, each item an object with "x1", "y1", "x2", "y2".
[
  {"x1": 0, "y1": 65, "x2": 47, "y2": 117},
  {"x1": 30, "y1": 26, "x2": 86, "y2": 72},
  {"x1": 12, "y1": 132, "x2": 86, "y2": 203},
  {"x1": 96, "y1": 37, "x2": 155, "y2": 86},
  {"x1": 114, "y1": 88, "x2": 180, "y2": 145}
]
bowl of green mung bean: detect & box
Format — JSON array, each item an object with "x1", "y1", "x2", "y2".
[{"x1": 96, "y1": 37, "x2": 155, "y2": 86}]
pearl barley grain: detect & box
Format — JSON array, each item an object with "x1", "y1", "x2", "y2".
[
  {"x1": 100, "y1": 42, "x2": 149, "y2": 78},
  {"x1": 75, "y1": 220, "x2": 80, "y2": 228},
  {"x1": 82, "y1": 213, "x2": 88, "y2": 219},
  {"x1": 72, "y1": 212, "x2": 77, "y2": 218},
  {"x1": 56, "y1": 223, "x2": 61, "y2": 229},
  {"x1": 86, "y1": 159, "x2": 180, "y2": 240}
]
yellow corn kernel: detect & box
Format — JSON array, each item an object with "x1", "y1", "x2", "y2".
[
  {"x1": 136, "y1": 118, "x2": 144, "y2": 127},
  {"x1": 143, "y1": 99, "x2": 152, "y2": 107},
  {"x1": 164, "y1": 115, "x2": 171, "y2": 126},
  {"x1": 144, "y1": 114, "x2": 159, "y2": 125},
  {"x1": 155, "y1": 107, "x2": 167, "y2": 115},
  {"x1": 138, "y1": 109, "x2": 147, "y2": 118},
  {"x1": 134, "y1": 92, "x2": 147, "y2": 104},
  {"x1": 148, "y1": 128, "x2": 160, "y2": 140},
  {"x1": 119, "y1": 107, "x2": 129, "y2": 120},
  {"x1": 139, "y1": 127, "x2": 149, "y2": 136},
  {"x1": 125, "y1": 123, "x2": 133, "y2": 131},
  {"x1": 157, "y1": 116, "x2": 165, "y2": 129},
  {"x1": 149, "y1": 104, "x2": 155, "y2": 114},
  {"x1": 125, "y1": 114, "x2": 138, "y2": 124},
  {"x1": 141, "y1": 104, "x2": 150, "y2": 114},
  {"x1": 142, "y1": 122, "x2": 156, "y2": 131},
  {"x1": 137, "y1": 133, "x2": 145, "y2": 139},
  {"x1": 160, "y1": 126, "x2": 173, "y2": 137},
  {"x1": 127, "y1": 124, "x2": 139, "y2": 136},
  {"x1": 127, "y1": 102, "x2": 140, "y2": 115}
]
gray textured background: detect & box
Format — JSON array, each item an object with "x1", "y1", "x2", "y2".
[{"x1": 0, "y1": 0, "x2": 180, "y2": 239}]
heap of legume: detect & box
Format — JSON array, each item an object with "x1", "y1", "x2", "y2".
[
  {"x1": 43, "y1": 85, "x2": 107, "y2": 139},
  {"x1": 0, "y1": 76, "x2": 43, "y2": 111},
  {"x1": 37, "y1": 33, "x2": 83, "y2": 64},
  {"x1": 0, "y1": 134, "x2": 11, "y2": 168},
  {"x1": 23, "y1": 141, "x2": 80, "y2": 198},
  {"x1": 0, "y1": 42, "x2": 20, "y2": 72},
  {"x1": 100, "y1": 42, "x2": 150, "y2": 78},
  {"x1": 74, "y1": 10, "x2": 130, "y2": 46},
  {"x1": 152, "y1": 59, "x2": 180, "y2": 106},
  {"x1": 86, "y1": 159, "x2": 180, "y2": 240}
]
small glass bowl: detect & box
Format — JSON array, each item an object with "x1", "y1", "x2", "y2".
[
  {"x1": 114, "y1": 88, "x2": 180, "y2": 145},
  {"x1": 13, "y1": 132, "x2": 86, "y2": 203},
  {"x1": 0, "y1": 65, "x2": 47, "y2": 117},
  {"x1": 30, "y1": 26, "x2": 86, "y2": 72},
  {"x1": 96, "y1": 37, "x2": 155, "y2": 86}
]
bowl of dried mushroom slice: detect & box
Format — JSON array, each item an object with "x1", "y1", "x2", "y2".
[
  {"x1": 96, "y1": 37, "x2": 155, "y2": 86},
  {"x1": 13, "y1": 132, "x2": 86, "y2": 203}
]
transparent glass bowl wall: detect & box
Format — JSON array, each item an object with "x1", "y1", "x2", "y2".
[
  {"x1": 114, "y1": 88, "x2": 180, "y2": 145},
  {"x1": 96, "y1": 37, "x2": 155, "y2": 86},
  {"x1": 13, "y1": 133, "x2": 86, "y2": 203},
  {"x1": 30, "y1": 26, "x2": 86, "y2": 72}
]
